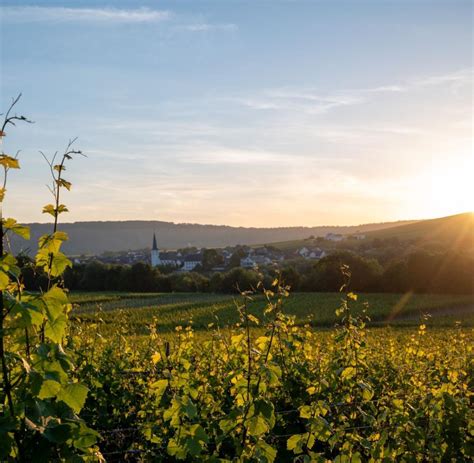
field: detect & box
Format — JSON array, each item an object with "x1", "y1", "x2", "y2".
[
  {"x1": 66, "y1": 288, "x2": 474, "y2": 461},
  {"x1": 71, "y1": 291, "x2": 474, "y2": 337}
]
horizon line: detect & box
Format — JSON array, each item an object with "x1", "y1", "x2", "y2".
[{"x1": 16, "y1": 211, "x2": 472, "y2": 230}]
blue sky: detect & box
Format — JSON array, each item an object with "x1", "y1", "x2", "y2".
[{"x1": 1, "y1": 0, "x2": 472, "y2": 226}]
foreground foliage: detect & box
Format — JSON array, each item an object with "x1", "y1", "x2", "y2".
[
  {"x1": 0, "y1": 97, "x2": 101, "y2": 460},
  {"x1": 72, "y1": 281, "x2": 474, "y2": 462}
]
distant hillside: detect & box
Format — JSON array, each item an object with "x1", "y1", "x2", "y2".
[
  {"x1": 10, "y1": 219, "x2": 416, "y2": 256},
  {"x1": 365, "y1": 212, "x2": 474, "y2": 250},
  {"x1": 254, "y1": 212, "x2": 473, "y2": 253}
]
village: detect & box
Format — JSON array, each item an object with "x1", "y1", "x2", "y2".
[{"x1": 72, "y1": 232, "x2": 367, "y2": 272}]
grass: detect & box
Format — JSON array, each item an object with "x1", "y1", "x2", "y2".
[{"x1": 71, "y1": 291, "x2": 474, "y2": 336}]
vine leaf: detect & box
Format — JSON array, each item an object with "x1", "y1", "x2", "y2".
[{"x1": 57, "y1": 383, "x2": 89, "y2": 413}]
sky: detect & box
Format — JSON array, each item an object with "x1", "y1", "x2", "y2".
[{"x1": 0, "y1": 0, "x2": 472, "y2": 227}]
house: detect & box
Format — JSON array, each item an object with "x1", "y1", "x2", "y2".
[
  {"x1": 297, "y1": 247, "x2": 327, "y2": 260},
  {"x1": 298, "y1": 247, "x2": 310, "y2": 258},
  {"x1": 325, "y1": 233, "x2": 344, "y2": 242},
  {"x1": 252, "y1": 255, "x2": 272, "y2": 266},
  {"x1": 182, "y1": 254, "x2": 202, "y2": 271},
  {"x1": 159, "y1": 251, "x2": 182, "y2": 267},
  {"x1": 240, "y1": 255, "x2": 257, "y2": 269},
  {"x1": 307, "y1": 249, "x2": 326, "y2": 260}
]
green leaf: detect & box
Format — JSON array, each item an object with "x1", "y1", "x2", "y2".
[
  {"x1": 49, "y1": 252, "x2": 72, "y2": 277},
  {"x1": 256, "y1": 441, "x2": 277, "y2": 463},
  {"x1": 167, "y1": 439, "x2": 187, "y2": 459},
  {"x1": 44, "y1": 286, "x2": 69, "y2": 306},
  {"x1": 71, "y1": 422, "x2": 100, "y2": 449},
  {"x1": 182, "y1": 397, "x2": 197, "y2": 419},
  {"x1": 287, "y1": 434, "x2": 305, "y2": 452},
  {"x1": 0, "y1": 271, "x2": 9, "y2": 290},
  {"x1": 44, "y1": 313, "x2": 68, "y2": 343},
  {"x1": 2, "y1": 218, "x2": 30, "y2": 239},
  {"x1": 150, "y1": 379, "x2": 168, "y2": 403},
  {"x1": 246, "y1": 415, "x2": 269, "y2": 436},
  {"x1": 44, "y1": 423, "x2": 72, "y2": 444},
  {"x1": 37, "y1": 231, "x2": 68, "y2": 254},
  {"x1": 38, "y1": 379, "x2": 61, "y2": 399},
  {"x1": 57, "y1": 383, "x2": 89, "y2": 413}
]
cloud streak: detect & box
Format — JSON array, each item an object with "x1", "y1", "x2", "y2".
[
  {"x1": 176, "y1": 23, "x2": 237, "y2": 32},
  {"x1": 228, "y1": 68, "x2": 473, "y2": 116},
  {"x1": 0, "y1": 6, "x2": 171, "y2": 24}
]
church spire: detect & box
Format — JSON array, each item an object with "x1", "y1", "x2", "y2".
[{"x1": 152, "y1": 233, "x2": 158, "y2": 251}]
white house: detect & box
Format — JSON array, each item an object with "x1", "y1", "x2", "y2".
[
  {"x1": 297, "y1": 247, "x2": 327, "y2": 260},
  {"x1": 182, "y1": 254, "x2": 202, "y2": 271},
  {"x1": 159, "y1": 251, "x2": 182, "y2": 267},
  {"x1": 298, "y1": 247, "x2": 310, "y2": 258},
  {"x1": 240, "y1": 255, "x2": 257, "y2": 269},
  {"x1": 253, "y1": 255, "x2": 272, "y2": 266},
  {"x1": 308, "y1": 249, "x2": 326, "y2": 260},
  {"x1": 325, "y1": 233, "x2": 344, "y2": 242}
]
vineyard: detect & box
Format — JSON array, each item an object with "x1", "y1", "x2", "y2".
[
  {"x1": 70, "y1": 291, "x2": 474, "y2": 337},
  {"x1": 69, "y1": 285, "x2": 473, "y2": 461}
]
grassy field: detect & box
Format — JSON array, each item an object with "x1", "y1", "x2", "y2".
[{"x1": 71, "y1": 291, "x2": 474, "y2": 336}]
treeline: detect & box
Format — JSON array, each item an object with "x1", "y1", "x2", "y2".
[{"x1": 19, "y1": 250, "x2": 473, "y2": 294}]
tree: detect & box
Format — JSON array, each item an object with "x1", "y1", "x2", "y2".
[
  {"x1": 202, "y1": 249, "x2": 224, "y2": 271},
  {"x1": 220, "y1": 267, "x2": 260, "y2": 293},
  {"x1": 229, "y1": 247, "x2": 246, "y2": 268}
]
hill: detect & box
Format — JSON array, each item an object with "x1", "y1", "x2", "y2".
[
  {"x1": 10, "y1": 218, "x2": 415, "y2": 256},
  {"x1": 256, "y1": 212, "x2": 473, "y2": 253},
  {"x1": 365, "y1": 212, "x2": 474, "y2": 250}
]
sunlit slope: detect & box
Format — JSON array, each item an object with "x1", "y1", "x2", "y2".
[{"x1": 366, "y1": 212, "x2": 473, "y2": 249}]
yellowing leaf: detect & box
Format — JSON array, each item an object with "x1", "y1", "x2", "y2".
[
  {"x1": 2, "y1": 218, "x2": 30, "y2": 239},
  {"x1": 347, "y1": 292, "x2": 358, "y2": 301},
  {"x1": 341, "y1": 366, "x2": 356, "y2": 380},
  {"x1": 0, "y1": 155, "x2": 20, "y2": 169}
]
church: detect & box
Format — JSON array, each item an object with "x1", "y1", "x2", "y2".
[{"x1": 150, "y1": 233, "x2": 182, "y2": 268}]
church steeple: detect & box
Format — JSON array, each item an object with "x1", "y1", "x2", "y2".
[{"x1": 151, "y1": 233, "x2": 160, "y2": 267}]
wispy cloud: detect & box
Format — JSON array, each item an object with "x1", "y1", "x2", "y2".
[
  {"x1": 230, "y1": 91, "x2": 362, "y2": 114},
  {"x1": 0, "y1": 6, "x2": 171, "y2": 24},
  {"x1": 176, "y1": 23, "x2": 237, "y2": 32},
  {"x1": 230, "y1": 68, "x2": 473, "y2": 115},
  {"x1": 414, "y1": 68, "x2": 473, "y2": 88}
]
